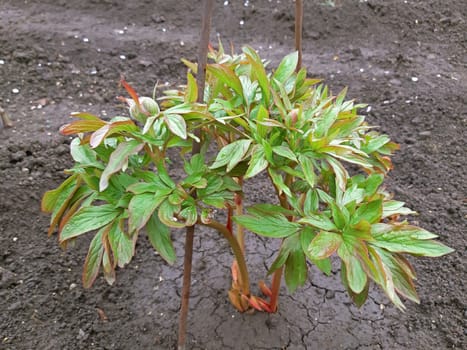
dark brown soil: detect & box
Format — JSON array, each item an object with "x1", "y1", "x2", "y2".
[{"x1": 0, "y1": 0, "x2": 465, "y2": 349}]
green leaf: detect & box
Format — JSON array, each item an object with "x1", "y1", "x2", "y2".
[
  {"x1": 128, "y1": 192, "x2": 167, "y2": 234},
  {"x1": 382, "y1": 200, "x2": 416, "y2": 218},
  {"x1": 377, "y1": 250, "x2": 419, "y2": 303},
  {"x1": 100, "y1": 140, "x2": 144, "y2": 191},
  {"x1": 303, "y1": 190, "x2": 319, "y2": 215},
  {"x1": 168, "y1": 191, "x2": 184, "y2": 205},
  {"x1": 338, "y1": 241, "x2": 368, "y2": 294},
  {"x1": 210, "y1": 139, "x2": 252, "y2": 172},
  {"x1": 255, "y1": 105, "x2": 269, "y2": 138},
  {"x1": 184, "y1": 153, "x2": 206, "y2": 175},
  {"x1": 361, "y1": 173, "x2": 384, "y2": 197},
  {"x1": 245, "y1": 145, "x2": 268, "y2": 179},
  {"x1": 243, "y1": 49, "x2": 270, "y2": 105},
  {"x1": 369, "y1": 248, "x2": 406, "y2": 310},
  {"x1": 233, "y1": 213, "x2": 301, "y2": 238},
  {"x1": 185, "y1": 72, "x2": 198, "y2": 103},
  {"x1": 315, "y1": 106, "x2": 339, "y2": 138},
  {"x1": 41, "y1": 174, "x2": 79, "y2": 213},
  {"x1": 298, "y1": 155, "x2": 316, "y2": 188},
  {"x1": 60, "y1": 204, "x2": 120, "y2": 243},
  {"x1": 240, "y1": 75, "x2": 258, "y2": 107},
  {"x1": 351, "y1": 199, "x2": 383, "y2": 225},
  {"x1": 128, "y1": 182, "x2": 166, "y2": 194},
  {"x1": 82, "y1": 227, "x2": 105, "y2": 288},
  {"x1": 102, "y1": 233, "x2": 116, "y2": 285},
  {"x1": 273, "y1": 145, "x2": 297, "y2": 162},
  {"x1": 341, "y1": 184, "x2": 365, "y2": 206},
  {"x1": 268, "y1": 233, "x2": 300, "y2": 274},
  {"x1": 201, "y1": 191, "x2": 233, "y2": 208},
  {"x1": 370, "y1": 225, "x2": 454, "y2": 257},
  {"x1": 70, "y1": 138, "x2": 102, "y2": 168},
  {"x1": 221, "y1": 176, "x2": 242, "y2": 192},
  {"x1": 157, "y1": 163, "x2": 176, "y2": 189},
  {"x1": 322, "y1": 145, "x2": 373, "y2": 169},
  {"x1": 344, "y1": 221, "x2": 373, "y2": 241},
  {"x1": 299, "y1": 213, "x2": 337, "y2": 231},
  {"x1": 362, "y1": 135, "x2": 390, "y2": 154},
  {"x1": 108, "y1": 221, "x2": 135, "y2": 268},
  {"x1": 326, "y1": 156, "x2": 348, "y2": 192},
  {"x1": 146, "y1": 212, "x2": 176, "y2": 265},
  {"x1": 341, "y1": 264, "x2": 370, "y2": 308},
  {"x1": 285, "y1": 249, "x2": 307, "y2": 293},
  {"x1": 179, "y1": 205, "x2": 198, "y2": 226},
  {"x1": 246, "y1": 204, "x2": 295, "y2": 217},
  {"x1": 158, "y1": 200, "x2": 184, "y2": 228},
  {"x1": 208, "y1": 63, "x2": 244, "y2": 98},
  {"x1": 42, "y1": 175, "x2": 81, "y2": 235},
  {"x1": 307, "y1": 231, "x2": 343, "y2": 259},
  {"x1": 330, "y1": 202, "x2": 348, "y2": 229},
  {"x1": 164, "y1": 114, "x2": 187, "y2": 139},
  {"x1": 273, "y1": 51, "x2": 298, "y2": 83},
  {"x1": 198, "y1": 175, "x2": 223, "y2": 196},
  {"x1": 268, "y1": 168, "x2": 292, "y2": 197}
]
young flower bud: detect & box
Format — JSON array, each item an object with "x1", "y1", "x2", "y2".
[
  {"x1": 140, "y1": 97, "x2": 160, "y2": 116},
  {"x1": 286, "y1": 108, "x2": 299, "y2": 126},
  {"x1": 129, "y1": 102, "x2": 147, "y2": 124}
]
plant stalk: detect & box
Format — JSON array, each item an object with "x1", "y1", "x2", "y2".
[
  {"x1": 202, "y1": 219, "x2": 250, "y2": 296},
  {"x1": 235, "y1": 177, "x2": 245, "y2": 252},
  {"x1": 177, "y1": 1, "x2": 214, "y2": 349}
]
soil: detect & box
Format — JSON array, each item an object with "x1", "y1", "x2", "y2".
[{"x1": 0, "y1": 0, "x2": 466, "y2": 349}]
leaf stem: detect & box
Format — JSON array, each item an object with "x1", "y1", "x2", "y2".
[
  {"x1": 269, "y1": 266, "x2": 283, "y2": 312},
  {"x1": 201, "y1": 219, "x2": 251, "y2": 296}
]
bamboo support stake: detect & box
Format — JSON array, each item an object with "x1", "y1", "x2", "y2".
[
  {"x1": 269, "y1": 0, "x2": 304, "y2": 313},
  {"x1": 177, "y1": 1, "x2": 214, "y2": 349},
  {"x1": 295, "y1": 0, "x2": 303, "y2": 71}
]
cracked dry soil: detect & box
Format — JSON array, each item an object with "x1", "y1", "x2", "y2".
[{"x1": 0, "y1": 0, "x2": 465, "y2": 349}]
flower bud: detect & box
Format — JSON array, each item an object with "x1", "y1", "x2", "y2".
[
  {"x1": 286, "y1": 108, "x2": 299, "y2": 126},
  {"x1": 129, "y1": 102, "x2": 147, "y2": 124},
  {"x1": 140, "y1": 97, "x2": 160, "y2": 116}
]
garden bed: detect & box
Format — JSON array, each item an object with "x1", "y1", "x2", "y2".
[{"x1": 0, "y1": 0, "x2": 465, "y2": 349}]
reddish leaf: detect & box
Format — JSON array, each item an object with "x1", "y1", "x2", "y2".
[
  {"x1": 70, "y1": 112, "x2": 102, "y2": 121},
  {"x1": 82, "y1": 228, "x2": 105, "y2": 288},
  {"x1": 120, "y1": 78, "x2": 141, "y2": 109},
  {"x1": 102, "y1": 231, "x2": 116, "y2": 285},
  {"x1": 60, "y1": 120, "x2": 106, "y2": 135}
]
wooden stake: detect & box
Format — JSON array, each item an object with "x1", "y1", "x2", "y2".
[
  {"x1": 268, "y1": 0, "x2": 305, "y2": 314},
  {"x1": 177, "y1": 1, "x2": 214, "y2": 349},
  {"x1": 295, "y1": 0, "x2": 303, "y2": 71}
]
